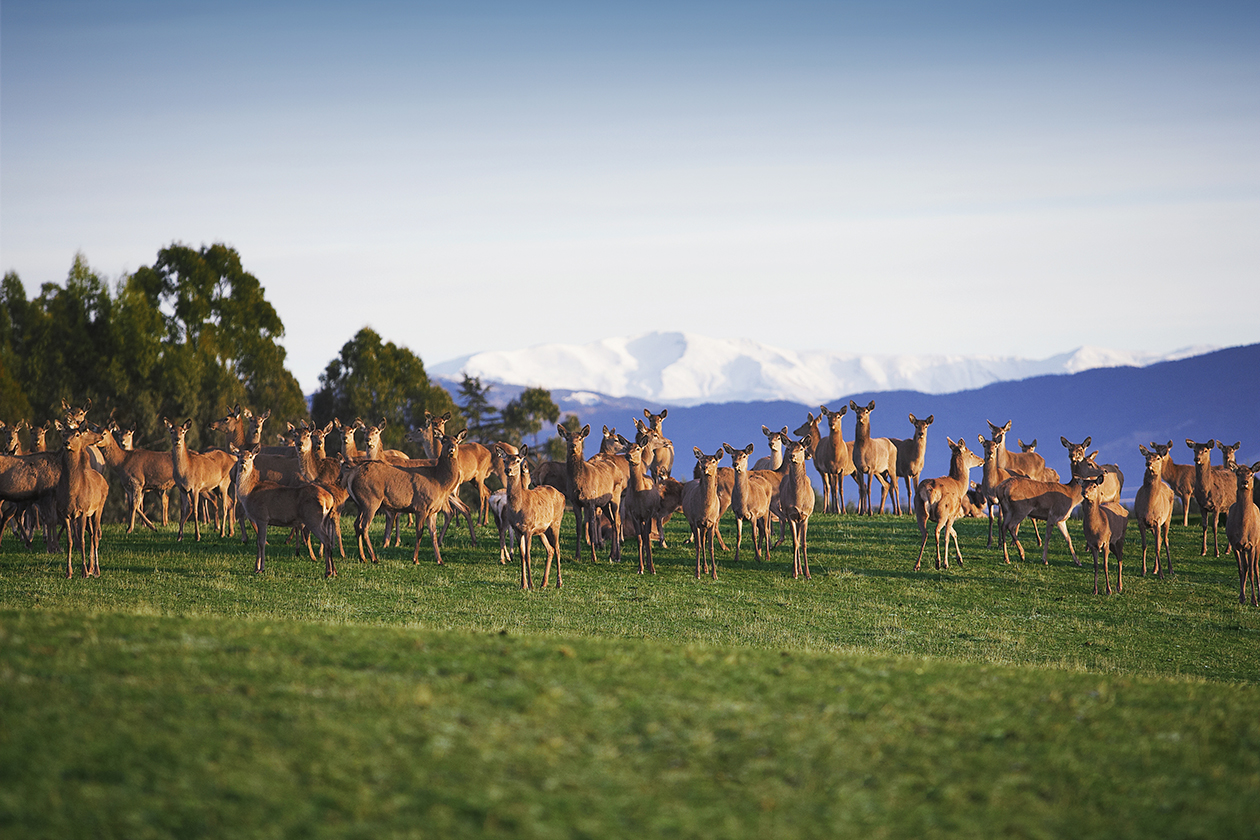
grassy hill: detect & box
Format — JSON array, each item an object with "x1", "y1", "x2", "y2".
[{"x1": 2, "y1": 511, "x2": 1259, "y2": 838}]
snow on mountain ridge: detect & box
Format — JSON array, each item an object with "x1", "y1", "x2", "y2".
[{"x1": 429, "y1": 333, "x2": 1215, "y2": 407}]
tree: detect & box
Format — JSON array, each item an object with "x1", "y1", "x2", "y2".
[
  {"x1": 499, "y1": 387, "x2": 560, "y2": 448},
  {"x1": 456, "y1": 374, "x2": 499, "y2": 444},
  {"x1": 311, "y1": 327, "x2": 458, "y2": 452}
]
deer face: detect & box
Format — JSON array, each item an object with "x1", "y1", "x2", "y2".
[
  {"x1": 793, "y1": 412, "x2": 818, "y2": 439},
  {"x1": 1080, "y1": 473, "x2": 1107, "y2": 503},
  {"x1": 1061, "y1": 437, "x2": 1092, "y2": 467},
  {"x1": 1139, "y1": 445, "x2": 1165, "y2": 480},
  {"x1": 644, "y1": 409, "x2": 667, "y2": 434},
  {"x1": 1186, "y1": 439, "x2": 1216, "y2": 465},
  {"x1": 693, "y1": 447, "x2": 723, "y2": 477},
  {"x1": 1217, "y1": 441, "x2": 1241, "y2": 468},
  {"x1": 722, "y1": 443, "x2": 754, "y2": 471}
]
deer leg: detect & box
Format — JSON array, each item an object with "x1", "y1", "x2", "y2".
[
  {"x1": 1162, "y1": 521, "x2": 1172, "y2": 575},
  {"x1": 951, "y1": 523, "x2": 964, "y2": 567},
  {"x1": 1140, "y1": 526, "x2": 1149, "y2": 576},
  {"x1": 255, "y1": 522, "x2": 268, "y2": 573},
  {"x1": 1032, "y1": 518, "x2": 1043, "y2": 547}
]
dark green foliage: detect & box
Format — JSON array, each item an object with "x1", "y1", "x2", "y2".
[
  {"x1": 310, "y1": 327, "x2": 458, "y2": 452},
  {"x1": 456, "y1": 373, "x2": 499, "y2": 444},
  {"x1": 498, "y1": 386, "x2": 560, "y2": 448}
]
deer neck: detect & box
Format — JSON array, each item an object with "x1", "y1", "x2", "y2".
[
  {"x1": 947, "y1": 451, "x2": 971, "y2": 483},
  {"x1": 171, "y1": 435, "x2": 192, "y2": 478},
  {"x1": 98, "y1": 433, "x2": 126, "y2": 469},
  {"x1": 629, "y1": 458, "x2": 652, "y2": 493},
  {"x1": 1237, "y1": 476, "x2": 1255, "y2": 507},
  {"x1": 853, "y1": 416, "x2": 871, "y2": 446}
]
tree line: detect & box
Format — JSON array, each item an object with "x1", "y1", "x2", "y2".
[{"x1": 1, "y1": 243, "x2": 567, "y2": 458}]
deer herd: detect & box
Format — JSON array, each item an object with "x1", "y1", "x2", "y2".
[{"x1": 2, "y1": 398, "x2": 1258, "y2": 606}]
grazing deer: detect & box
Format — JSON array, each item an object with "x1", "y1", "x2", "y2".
[
  {"x1": 163, "y1": 418, "x2": 235, "y2": 541},
  {"x1": 1226, "y1": 461, "x2": 1260, "y2": 605},
  {"x1": 987, "y1": 420, "x2": 1048, "y2": 480},
  {"x1": 556, "y1": 423, "x2": 626, "y2": 563},
  {"x1": 1080, "y1": 474, "x2": 1128, "y2": 595},
  {"x1": 98, "y1": 424, "x2": 176, "y2": 532},
  {"x1": 1186, "y1": 439, "x2": 1236, "y2": 557},
  {"x1": 849, "y1": 400, "x2": 900, "y2": 515},
  {"x1": 344, "y1": 430, "x2": 468, "y2": 565},
  {"x1": 913, "y1": 437, "x2": 983, "y2": 572},
  {"x1": 683, "y1": 447, "x2": 724, "y2": 579},
  {"x1": 814, "y1": 405, "x2": 856, "y2": 514},
  {"x1": 723, "y1": 443, "x2": 776, "y2": 563},
  {"x1": 1148, "y1": 441, "x2": 1197, "y2": 526},
  {"x1": 995, "y1": 454, "x2": 1094, "y2": 566},
  {"x1": 496, "y1": 444, "x2": 565, "y2": 589},
  {"x1": 1132, "y1": 445, "x2": 1175, "y2": 577},
  {"x1": 234, "y1": 445, "x2": 338, "y2": 577},
  {"x1": 778, "y1": 437, "x2": 816, "y2": 580},
  {"x1": 892, "y1": 413, "x2": 934, "y2": 510},
  {"x1": 1017, "y1": 439, "x2": 1060, "y2": 483},
  {"x1": 57, "y1": 424, "x2": 109, "y2": 578}
]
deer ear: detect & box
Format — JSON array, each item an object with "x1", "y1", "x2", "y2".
[
  {"x1": 713, "y1": 448, "x2": 724, "y2": 460},
  {"x1": 454, "y1": 429, "x2": 468, "y2": 443},
  {"x1": 723, "y1": 443, "x2": 736, "y2": 455},
  {"x1": 744, "y1": 443, "x2": 755, "y2": 455},
  {"x1": 762, "y1": 425, "x2": 771, "y2": 435},
  {"x1": 644, "y1": 409, "x2": 652, "y2": 420},
  {"x1": 1061, "y1": 436, "x2": 1071, "y2": 447},
  {"x1": 693, "y1": 446, "x2": 704, "y2": 459},
  {"x1": 1081, "y1": 436, "x2": 1091, "y2": 447},
  {"x1": 519, "y1": 444, "x2": 529, "y2": 458},
  {"x1": 579, "y1": 425, "x2": 590, "y2": 438},
  {"x1": 867, "y1": 400, "x2": 876, "y2": 410},
  {"x1": 849, "y1": 400, "x2": 858, "y2": 410},
  {"x1": 659, "y1": 409, "x2": 667, "y2": 419},
  {"x1": 1139, "y1": 445, "x2": 1150, "y2": 457},
  {"x1": 182, "y1": 419, "x2": 192, "y2": 431},
  {"x1": 925, "y1": 415, "x2": 934, "y2": 425},
  {"x1": 947, "y1": 436, "x2": 956, "y2": 447}
]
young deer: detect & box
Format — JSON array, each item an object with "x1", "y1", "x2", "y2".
[
  {"x1": 497, "y1": 444, "x2": 565, "y2": 589},
  {"x1": 913, "y1": 437, "x2": 983, "y2": 572},
  {"x1": 892, "y1": 413, "x2": 934, "y2": 510},
  {"x1": 814, "y1": 405, "x2": 856, "y2": 514},
  {"x1": 57, "y1": 424, "x2": 108, "y2": 578},
  {"x1": 1017, "y1": 438, "x2": 1060, "y2": 483},
  {"x1": 723, "y1": 443, "x2": 776, "y2": 564},
  {"x1": 1080, "y1": 473, "x2": 1128, "y2": 595},
  {"x1": 164, "y1": 418, "x2": 234, "y2": 542},
  {"x1": 234, "y1": 445, "x2": 338, "y2": 577},
  {"x1": 682, "y1": 447, "x2": 724, "y2": 579},
  {"x1": 1226, "y1": 461, "x2": 1260, "y2": 605},
  {"x1": 778, "y1": 437, "x2": 815, "y2": 580},
  {"x1": 1132, "y1": 445, "x2": 1175, "y2": 577},
  {"x1": 849, "y1": 400, "x2": 900, "y2": 515},
  {"x1": 1186, "y1": 439, "x2": 1236, "y2": 557},
  {"x1": 1148, "y1": 441, "x2": 1197, "y2": 526}
]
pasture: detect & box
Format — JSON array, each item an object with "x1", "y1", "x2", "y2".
[{"x1": 2, "y1": 511, "x2": 1259, "y2": 838}]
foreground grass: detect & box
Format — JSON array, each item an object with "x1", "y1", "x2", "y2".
[{"x1": 2, "y1": 511, "x2": 1260, "y2": 837}]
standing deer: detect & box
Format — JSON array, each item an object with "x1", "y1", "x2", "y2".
[
  {"x1": 163, "y1": 418, "x2": 234, "y2": 541},
  {"x1": 1148, "y1": 441, "x2": 1197, "y2": 526},
  {"x1": 639, "y1": 408, "x2": 675, "y2": 481},
  {"x1": 1186, "y1": 439, "x2": 1236, "y2": 557},
  {"x1": 682, "y1": 447, "x2": 724, "y2": 579},
  {"x1": 1080, "y1": 473, "x2": 1128, "y2": 595},
  {"x1": 556, "y1": 423, "x2": 626, "y2": 563},
  {"x1": 913, "y1": 437, "x2": 983, "y2": 572},
  {"x1": 814, "y1": 405, "x2": 856, "y2": 514},
  {"x1": 496, "y1": 444, "x2": 565, "y2": 589},
  {"x1": 425, "y1": 412, "x2": 494, "y2": 525},
  {"x1": 1226, "y1": 461, "x2": 1260, "y2": 605},
  {"x1": 995, "y1": 454, "x2": 1094, "y2": 566},
  {"x1": 622, "y1": 438, "x2": 677, "y2": 574},
  {"x1": 987, "y1": 420, "x2": 1047, "y2": 480},
  {"x1": 97, "y1": 424, "x2": 176, "y2": 532},
  {"x1": 234, "y1": 445, "x2": 338, "y2": 577},
  {"x1": 1060, "y1": 437, "x2": 1124, "y2": 503},
  {"x1": 892, "y1": 413, "x2": 934, "y2": 510},
  {"x1": 1132, "y1": 445, "x2": 1175, "y2": 577},
  {"x1": 723, "y1": 442, "x2": 776, "y2": 563},
  {"x1": 849, "y1": 400, "x2": 900, "y2": 515},
  {"x1": 778, "y1": 437, "x2": 815, "y2": 580},
  {"x1": 1017, "y1": 439, "x2": 1060, "y2": 483},
  {"x1": 57, "y1": 424, "x2": 108, "y2": 578}
]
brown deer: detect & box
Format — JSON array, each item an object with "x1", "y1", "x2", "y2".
[
  {"x1": 1132, "y1": 445, "x2": 1175, "y2": 577},
  {"x1": 814, "y1": 405, "x2": 856, "y2": 514},
  {"x1": 683, "y1": 447, "x2": 724, "y2": 579},
  {"x1": 723, "y1": 442, "x2": 776, "y2": 563},
  {"x1": 1148, "y1": 441, "x2": 1197, "y2": 526},
  {"x1": 978, "y1": 435, "x2": 1036, "y2": 548},
  {"x1": 913, "y1": 437, "x2": 983, "y2": 572},
  {"x1": 1017, "y1": 438, "x2": 1060, "y2": 483},
  {"x1": 1226, "y1": 461, "x2": 1260, "y2": 605},
  {"x1": 778, "y1": 437, "x2": 815, "y2": 580},
  {"x1": 163, "y1": 418, "x2": 235, "y2": 541},
  {"x1": 1080, "y1": 473, "x2": 1128, "y2": 595},
  {"x1": 995, "y1": 455, "x2": 1094, "y2": 566},
  {"x1": 0, "y1": 420, "x2": 26, "y2": 455},
  {"x1": 556, "y1": 423, "x2": 626, "y2": 563},
  {"x1": 640, "y1": 408, "x2": 675, "y2": 480},
  {"x1": 1060, "y1": 437, "x2": 1124, "y2": 503},
  {"x1": 98, "y1": 423, "x2": 176, "y2": 532},
  {"x1": 209, "y1": 404, "x2": 252, "y2": 451},
  {"x1": 334, "y1": 418, "x2": 366, "y2": 461},
  {"x1": 892, "y1": 413, "x2": 934, "y2": 510},
  {"x1": 424, "y1": 412, "x2": 493, "y2": 525},
  {"x1": 0, "y1": 446, "x2": 63, "y2": 552},
  {"x1": 234, "y1": 445, "x2": 338, "y2": 577},
  {"x1": 753, "y1": 425, "x2": 788, "y2": 472},
  {"x1": 1186, "y1": 439, "x2": 1236, "y2": 557},
  {"x1": 344, "y1": 430, "x2": 468, "y2": 565},
  {"x1": 622, "y1": 438, "x2": 676, "y2": 572},
  {"x1": 987, "y1": 420, "x2": 1048, "y2": 480},
  {"x1": 849, "y1": 400, "x2": 900, "y2": 515},
  {"x1": 496, "y1": 444, "x2": 566, "y2": 589},
  {"x1": 363, "y1": 418, "x2": 412, "y2": 463},
  {"x1": 57, "y1": 424, "x2": 109, "y2": 578}
]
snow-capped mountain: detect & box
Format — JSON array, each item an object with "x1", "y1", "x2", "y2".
[{"x1": 430, "y1": 332, "x2": 1214, "y2": 406}]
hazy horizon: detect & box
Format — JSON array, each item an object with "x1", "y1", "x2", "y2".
[{"x1": 3, "y1": 1, "x2": 1257, "y2": 393}]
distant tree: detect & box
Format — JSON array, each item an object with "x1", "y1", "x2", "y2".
[
  {"x1": 0, "y1": 272, "x2": 34, "y2": 422},
  {"x1": 457, "y1": 374, "x2": 499, "y2": 444},
  {"x1": 311, "y1": 327, "x2": 458, "y2": 452},
  {"x1": 499, "y1": 387, "x2": 560, "y2": 448}
]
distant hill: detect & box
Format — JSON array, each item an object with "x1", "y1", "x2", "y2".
[{"x1": 440, "y1": 342, "x2": 1260, "y2": 503}]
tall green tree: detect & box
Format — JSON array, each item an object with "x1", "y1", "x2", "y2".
[
  {"x1": 499, "y1": 387, "x2": 560, "y2": 448},
  {"x1": 311, "y1": 327, "x2": 458, "y2": 452},
  {"x1": 456, "y1": 374, "x2": 499, "y2": 444}
]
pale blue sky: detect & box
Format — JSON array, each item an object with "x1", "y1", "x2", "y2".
[{"x1": 3, "y1": 1, "x2": 1257, "y2": 392}]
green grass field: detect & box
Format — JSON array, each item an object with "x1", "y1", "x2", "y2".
[{"x1": 2, "y1": 509, "x2": 1259, "y2": 838}]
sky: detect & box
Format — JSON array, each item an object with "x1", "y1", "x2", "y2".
[{"x1": 2, "y1": 1, "x2": 1258, "y2": 394}]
